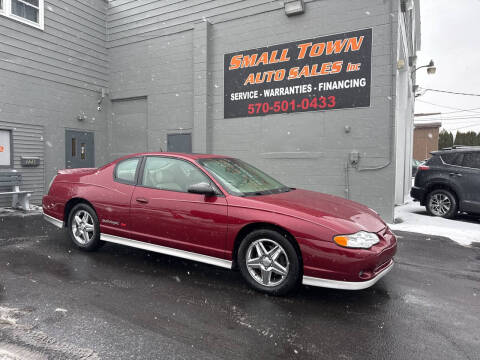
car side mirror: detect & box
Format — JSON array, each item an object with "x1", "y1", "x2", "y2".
[{"x1": 188, "y1": 182, "x2": 216, "y2": 196}]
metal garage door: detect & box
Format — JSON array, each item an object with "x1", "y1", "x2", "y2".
[{"x1": 110, "y1": 97, "x2": 148, "y2": 159}]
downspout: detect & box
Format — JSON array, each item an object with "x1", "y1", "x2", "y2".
[{"x1": 344, "y1": 162, "x2": 350, "y2": 200}]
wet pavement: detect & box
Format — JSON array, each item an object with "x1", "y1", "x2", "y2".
[{"x1": 0, "y1": 215, "x2": 479, "y2": 359}]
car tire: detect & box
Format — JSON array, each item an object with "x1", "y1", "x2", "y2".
[
  {"x1": 426, "y1": 189, "x2": 458, "y2": 219},
  {"x1": 67, "y1": 203, "x2": 103, "y2": 251},
  {"x1": 237, "y1": 229, "x2": 301, "y2": 296}
]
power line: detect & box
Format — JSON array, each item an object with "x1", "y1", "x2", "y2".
[
  {"x1": 420, "y1": 88, "x2": 480, "y2": 97},
  {"x1": 416, "y1": 116, "x2": 480, "y2": 121},
  {"x1": 442, "y1": 107, "x2": 480, "y2": 115},
  {"x1": 416, "y1": 99, "x2": 480, "y2": 114},
  {"x1": 448, "y1": 124, "x2": 480, "y2": 131}
]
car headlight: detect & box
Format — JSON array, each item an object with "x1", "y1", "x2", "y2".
[{"x1": 333, "y1": 231, "x2": 380, "y2": 249}]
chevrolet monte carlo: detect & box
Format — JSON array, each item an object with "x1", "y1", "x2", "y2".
[{"x1": 43, "y1": 153, "x2": 396, "y2": 295}]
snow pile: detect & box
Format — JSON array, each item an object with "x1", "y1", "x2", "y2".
[
  {"x1": 389, "y1": 200, "x2": 480, "y2": 246},
  {"x1": 0, "y1": 306, "x2": 23, "y2": 326}
]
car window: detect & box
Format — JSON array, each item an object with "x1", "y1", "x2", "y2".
[
  {"x1": 115, "y1": 158, "x2": 140, "y2": 183},
  {"x1": 441, "y1": 152, "x2": 464, "y2": 166},
  {"x1": 198, "y1": 158, "x2": 289, "y2": 196},
  {"x1": 141, "y1": 157, "x2": 212, "y2": 192},
  {"x1": 462, "y1": 152, "x2": 480, "y2": 169}
]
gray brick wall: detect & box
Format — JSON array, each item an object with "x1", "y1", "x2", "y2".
[
  {"x1": 105, "y1": 0, "x2": 408, "y2": 220},
  {"x1": 0, "y1": 0, "x2": 418, "y2": 221}
]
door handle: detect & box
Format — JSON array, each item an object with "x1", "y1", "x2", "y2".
[
  {"x1": 136, "y1": 197, "x2": 149, "y2": 204},
  {"x1": 449, "y1": 173, "x2": 462, "y2": 177}
]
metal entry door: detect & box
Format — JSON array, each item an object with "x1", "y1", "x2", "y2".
[
  {"x1": 167, "y1": 133, "x2": 192, "y2": 153},
  {"x1": 65, "y1": 130, "x2": 95, "y2": 168}
]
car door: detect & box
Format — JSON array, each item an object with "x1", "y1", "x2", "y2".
[
  {"x1": 130, "y1": 156, "x2": 229, "y2": 259},
  {"x1": 440, "y1": 152, "x2": 466, "y2": 194},
  {"x1": 96, "y1": 157, "x2": 142, "y2": 239},
  {"x1": 453, "y1": 152, "x2": 480, "y2": 213}
]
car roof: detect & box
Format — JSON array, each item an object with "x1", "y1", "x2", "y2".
[
  {"x1": 431, "y1": 146, "x2": 480, "y2": 155},
  {"x1": 118, "y1": 152, "x2": 233, "y2": 161}
]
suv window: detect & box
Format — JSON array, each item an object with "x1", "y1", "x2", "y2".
[
  {"x1": 462, "y1": 152, "x2": 480, "y2": 169},
  {"x1": 115, "y1": 158, "x2": 140, "y2": 184},
  {"x1": 141, "y1": 156, "x2": 212, "y2": 192},
  {"x1": 440, "y1": 152, "x2": 464, "y2": 166}
]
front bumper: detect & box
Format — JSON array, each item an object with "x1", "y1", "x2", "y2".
[{"x1": 302, "y1": 259, "x2": 394, "y2": 290}]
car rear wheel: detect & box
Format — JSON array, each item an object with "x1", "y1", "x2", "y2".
[
  {"x1": 68, "y1": 203, "x2": 103, "y2": 251},
  {"x1": 426, "y1": 189, "x2": 458, "y2": 219},
  {"x1": 237, "y1": 229, "x2": 301, "y2": 295}
]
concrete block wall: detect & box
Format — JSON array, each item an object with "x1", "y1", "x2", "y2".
[
  {"x1": 0, "y1": 0, "x2": 418, "y2": 221},
  {"x1": 108, "y1": 30, "x2": 195, "y2": 160},
  {"x1": 106, "y1": 0, "x2": 405, "y2": 220}
]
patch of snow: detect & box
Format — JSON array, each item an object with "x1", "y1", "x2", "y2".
[
  {"x1": 403, "y1": 293, "x2": 437, "y2": 308},
  {"x1": 389, "y1": 199, "x2": 480, "y2": 246},
  {"x1": 0, "y1": 306, "x2": 23, "y2": 325}
]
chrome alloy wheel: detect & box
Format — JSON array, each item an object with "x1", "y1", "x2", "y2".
[
  {"x1": 429, "y1": 193, "x2": 452, "y2": 216},
  {"x1": 71, "y1": 209, "x2": 95, "y2": 245},
  {"x1": 245, "y1": 239, "x2": 290, "y2": 287}
]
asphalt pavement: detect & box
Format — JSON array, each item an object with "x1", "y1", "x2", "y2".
[{"x1": 0, "y1": 215, "x2": 479, "y2": 360}]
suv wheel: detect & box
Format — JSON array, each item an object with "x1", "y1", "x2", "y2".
[
  {"x1": 426, "y1": 189, "x2": 458, "y2": 219},
  {"x1": 237, "y1": 229, "x2": 301, "y2": 295}
]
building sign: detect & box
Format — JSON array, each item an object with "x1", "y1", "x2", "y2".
[
  {"x1": 224, "y1": 28, "x2": 372, "y2": 119},
  {"x1": 21, "y1": 156, "x2": 40, "y2": 167},
  {"x1": 0, "y1": 130, "x2": 11, "y2": 167}
]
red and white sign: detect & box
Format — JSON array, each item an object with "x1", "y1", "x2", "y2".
[{"x1": 0, "y1": 130, "x2": 11, "y2": 166}]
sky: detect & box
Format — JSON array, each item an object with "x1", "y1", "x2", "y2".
[{"x1": 414, "y1": 0, "x2": 480, "y2": 134}]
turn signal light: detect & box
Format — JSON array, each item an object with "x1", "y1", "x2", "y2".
[
  {"x1": 418, "y1": 165, "x2": 430, "y2": 171},
  {"x1": 333, "y1": 236, "x2": 348, "y2": 247},
  {"x1": 333, "y1": 232, "x2": 380, "y2": 249}
]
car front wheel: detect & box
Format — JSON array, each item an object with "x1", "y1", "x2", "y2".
[
  {"x1": 426, "y1": 189, "x2": 458, "y2": 219},
  {"x1": 237, "y1": 229, "x2": 301, "y2": 295},
  {"x1": 68, "y1": 203, "x2": 103, "y2": 251}
]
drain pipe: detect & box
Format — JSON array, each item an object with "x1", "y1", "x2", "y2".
[{"x1": 344, "y1": 161, "x2": 350, "y2": 200}]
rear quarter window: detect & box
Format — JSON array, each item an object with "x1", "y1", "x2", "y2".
[
  {"x1": 440, "y1": 152, "x2": 464, "y2": 166},
  {"x1": 424, "y1": 155, "x2": 442, "y2": 165},
  {"x1": 115, "y1": 158, "x2": 140, "y2": 184},
  {"x1": 462, "y1": 152, "x2": 480, "y2": 169}
]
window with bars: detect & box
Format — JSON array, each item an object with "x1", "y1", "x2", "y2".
[{"x1": 0, "y1": 0, "x2": 44, "y2": 29}]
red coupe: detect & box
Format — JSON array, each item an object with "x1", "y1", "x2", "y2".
[{"x1": 43, "y1": 153, "x2": 396, "y2": 295}]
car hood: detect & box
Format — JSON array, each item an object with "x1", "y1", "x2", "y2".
[{"x1": 240, "y1": 189, "x2": 386, "y2": 234}]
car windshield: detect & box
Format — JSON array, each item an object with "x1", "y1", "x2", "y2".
[{"x1": 198, "y1": 158, "x2": 290, "y2": 196}]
